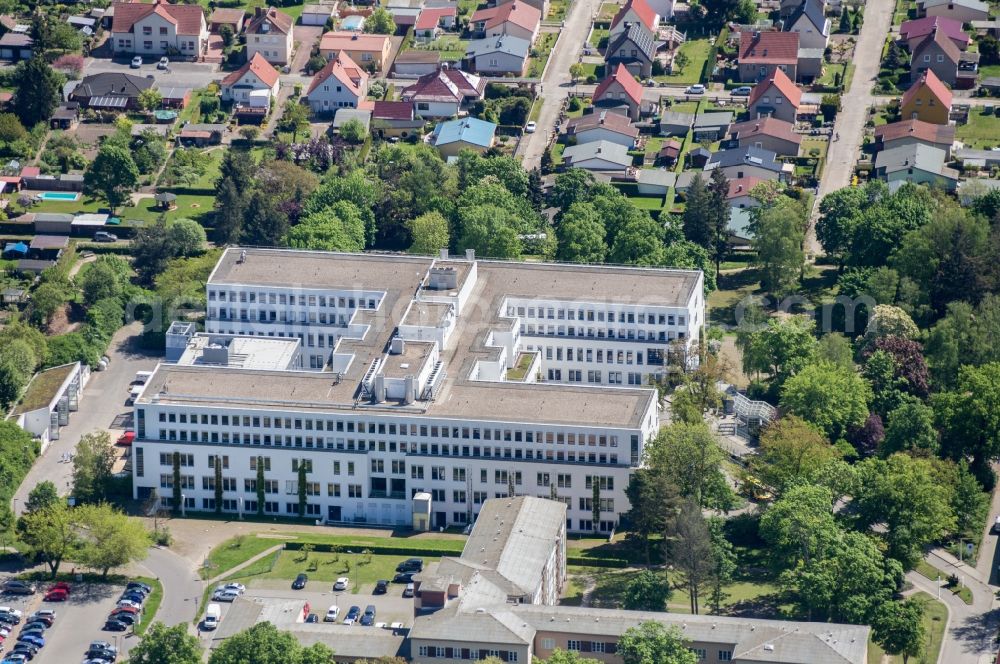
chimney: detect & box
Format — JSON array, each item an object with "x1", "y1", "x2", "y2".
[
  {"x1": 439, "y1": 248, "x2": 448, "y2": 259},
  {"x1": 465, "y1": 248, "x2": 475, "y2": 261},
  {"x1": 351, "y1": 32, "x2": 359, "y2": 40}
]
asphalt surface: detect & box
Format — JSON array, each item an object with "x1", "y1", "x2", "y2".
[{"x1": 11, "y1": 322, "x2": 159, "y2": 516}]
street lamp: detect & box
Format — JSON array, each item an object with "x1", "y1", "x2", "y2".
[{"x1": 181, "y1": 493, "x2": 186, "y2": 517}]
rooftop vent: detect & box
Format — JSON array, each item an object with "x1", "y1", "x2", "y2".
[{"x1": 763, "y1": 644, "x2": 775, "y2": 652}]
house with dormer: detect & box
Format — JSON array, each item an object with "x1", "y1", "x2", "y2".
[
  {"x1": 606, "y1": 22, "x2": 656, "y2": 78},
  {"x1": 111, "y1": 0, "x2": 208, "y2": 58},
  {"x1": 245, "y1": 7, "x2": 294, "y2": 65},
  {"x1": 220, "y1": 51, "x2": 280, "y2": 103},
  {"x1": 470, "y1": 1, "x2": 541, "y2": 42}
]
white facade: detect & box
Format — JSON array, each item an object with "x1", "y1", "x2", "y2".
[
  {"x1": 112, "y1": 11, "x2": 207, "y2": 57},
  {"x1": 221, "y1": 68, "x2": 279, "y2": 103},
  {"x1": 571, "y1": 126, "x2": 637, "y2": 148},
  {"x1": 787, "y1": 12, "x2": 829, "y2": 49},
  {"x1": 132, "y1": 248, "x2": 705, "y2": 534}
]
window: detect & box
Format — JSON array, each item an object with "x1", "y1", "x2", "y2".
[
  {"x1": 692, "y1": 648, "x2": 706, "y2": 660},
  {"x1": 567, "y1": 641, "x2": 581, "y2": 651},
  {"x1": 718, "y1": 651, "x2": 733, "y2": 662}
]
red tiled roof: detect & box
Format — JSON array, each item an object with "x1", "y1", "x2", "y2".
[
  {"x1": 728, "y1": 116, "x2": 801, "y2": 144},
  {"x1": 471, "y1": 1, "x2": 540, "y2": 32},
  {"x1": 179, "y1": 130, "x2": 211, "y2": 138},
  {"x1": 112, "y1": 0, "x2": 205, "y2": 36},
  {"x1": 246, "y1": 6, "x2": 293, "y2": 35},
  {"x1": 20, "y1": 166, "x2": 40, "y2": 177},
  {"x1": 209, "y1": 8, "x2": 245, "y2": 25},
  {"x1": 415, "y1": 6, "x2": 455, "y2": 30},
  {"x1": 610, "y1": 0, "x2": 657, "y2": 31},
  {"x1": 592, "y1": 63, "x2": 643, "y2": 105},
  {"x1": 747, "y1": 67, "x2": 802, "y2": 108},
  {"x1": 307, "y1": 52, "x2": 368, "y2": 96},
  {"x1": 873, "y1": 118, "x2": 956, "y2": 144},
  {"x1": 727, "y1": 177, "x2": 766, "y2": 199},
  {"x1": 221, "y1": 52, "x2": 280, "y2": 89},
  {"x1": 320, "y1": 31, "x2": 391, "y2": 53},
  {"x1": 403, "y1": 68, "x2": 485, "y2": 102},
  {"x1": 899, "y1": 16, "x2": 969, "y2": 47},
  {"x1": 738, "y1": 31, "x2": 799, "y2": 64},
  {"x1": 565, "y1": 110, "x2": 640, "y2": 137},
  {"x1": 373, "y1": 100, "x2": 415, "y2": 120},
  {"x1": 901, "y1": 69, "x2": 953, "y2": 109}
]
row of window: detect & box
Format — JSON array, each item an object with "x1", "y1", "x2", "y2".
[
  {"x1": 209, "y1": 290, "x2": 378, "y2": 310},
  {"x1": 211, "y1": 309, "x2": 350, "y2": 328},
  {"x1": 538, "y1": 346, "x2": 664, "y2": 366},
  {"x1": 508, "y1": 305, "x2": 686, "y2": 326},
  {"x1": 548, "y1": 369, "x2": 645, "y2": 385},
  {"x1": 416, "y1": 646, "x2": 518, "y2": 661}
]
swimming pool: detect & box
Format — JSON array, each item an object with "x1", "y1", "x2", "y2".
[{"x1": 37, "y1": 192, "x2": 80, "y2": 201}]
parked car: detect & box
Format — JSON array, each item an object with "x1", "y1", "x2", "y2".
[
  {"x1": 130, "y1": 56, "x2": 142, "y2": 68},
  {"x1": 20, "y1": 622, "x2": 47, "y2": 633},
  {"x1": 111, "y1": 605, "x2": 138, "y2": 615},
  {"x1": 392, "y1": 572, "x2": 414, "y2": 584},
  {"x1": 16, "y1": 634, "x2": 43, "y2": 648},
  {"x1": 3, "y1": 581, "x2": 35, "y2": 595},
  {"x1": 685, "y1": 84, "x2": 706, "y2": 94},
  {"x1": 0, "y1": 613, "x2": 20, "y2": 625},
  {"x1": 292, "y1": 574, "x2": 308, "y2": 590},
  {"x1": 49, "y1": 582, "x2": 70, "y2": 594},
  {"x1": 403, "y1": 583, "x2": 414, "y2": 598},
  {"x1": 1, "y1": 654, "x2": 27, "y2": 664},
  {"x1": 344, "y1": 606, "x2": 361, "y2": 625},
  {"x1": 525, "y1": 121, "x2": 536, "y2": 134},
  {"x1": 42, "y1": 590, "x2": 66, "y2": 602},
  {"x1": 396, "y1": 558, "x2": 423, "y2": 573},
  {"x1": 993, "y1": 516, "x2": 1000, "y2": 533},
  {"x1": 373, "y1": 580, "x2": 388, "y2": 595},
  {"x1": 731, "y1": 86, "x2": 752, "y2": 96},
  {"x1": 305, "y1": 613, "x2": 318, "y2": 623},
  {"x1": 18, "y1": 630, "x2": 44, "y2": 641},
  {"x1": 109, "y1": 612, "x2": 137, "y2": 626},
  {"x1": 203, "y1": 604, "x2": 221, "y2": 631},
  {"x1": 9, "y1": 645, "x2": 35, "y2": 661},
  {"x1": 126, "y1": 582, "x2": 152, "y2": 594},
  {"x1": 103, "y1": 619, "x2": 128, "y2": 632},
  {"x1": 120, "y1": 591, "x2": 145, "y2": 603},
  {"x1": 0, "y1": 609, "x2": 23, "y2": 619},
  {"x1": 157, "y1": 57, "x2": 169, "y2": 70},
  {"x1": 324, "y1": 605, "x2": 340, "y2": 622},
  {"x1": 27, "y1": 612, "x2": 53, "y2": 624},
  {"x1": 333, "y1": 577, "x2": 349, "y2": 591},
  {"x1": 116, "y1": 431, "x2": 135, "y2": 446},
  {"x1": 217, "y1": 583, "x2": 245, "y2": 594},
  {"x1": 211, "y1": 589, "x2": 239, "y2": 603},
  {"x1": 360, "y1": 605, "x2": 376, "y2": 626},
  {"x1": 93, "y1": 232, "x2": 118, "y2": 243},
  {"x1": 115, "y1": 600, "x2": 141, "y2": 611},
  {"x1": 86, "y1": 641, "x2": 116, "y2": 659}
]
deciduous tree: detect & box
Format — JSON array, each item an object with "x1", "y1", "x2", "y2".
[
  {"x1": 72, "y1": 431, "x2": 116, "y2": 504},
  {"x1": 128, "y1": 622, "x2": 204, "y2": 664},
  {"x1": 780, "y1": 362, "x2": 872, "y2": 442},
  {"x1": 74, "y1": 503, "x2": 149, "y2": 578},
  {"x1": 617, "y1": 621, "x2": 697, "y2": 664},
  {"x1": 84, "y1": 144, "x2": 140, "y2": 213}
]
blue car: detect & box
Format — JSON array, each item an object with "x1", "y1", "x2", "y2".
[
  {"x1": 120, "y1": 593, "x2": 145, "y2": 603},
  {"x1": 17, "y1": 634, "x2": 43, "y2": 648}
]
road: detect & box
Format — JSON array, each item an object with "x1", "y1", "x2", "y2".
[
  {"x1": 808, "y1": 0, "x2": 895, "y2": 255},
  {"x1": 133, "y1": 546, "x2": 205, "y2": 627},
  {"x1": 516, "y1": 0, "x2": 604, "y2": 169},
  {"x1": 11, "y1": 322, "x2": 158, "y2": 516}
]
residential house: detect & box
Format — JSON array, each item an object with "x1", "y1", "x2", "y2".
[
  {"x1": 0, "y1": 32, "x2": 31, "y2": 60},
  {"x1": 918, "y1": 0, "x2": 988, "y2": 23},
  {"x1": 562, "y1": 140, "x2": 633, "y2": 172},
  {"x1": 320, "y1": 32, "x2": 393, "y2": 71},
  {"x1": 220, "y1": 52, "x2": 280, "y2": 122},
  {"x1": 606, "y1": 22, "x2": 656, "y2": 78},
  {"x1": 899, "y1": 16, "x2": 970, "y2": 51},
  {"x1": 494, "y1": 0, "x2": 549, "y2": 19},
  {"x1": 705, "y1": 146, "x2": 793, "y2": 181},
  {"x1": 784, "y1": 0, "x2": 829, "y2": 49},
  {"x1": 393, "y1": 50, "x2": 441, "y2": 77},
  {"x1": 647, "y1": 0, "x2": 675, "y2": 21},
  {"x1": 414, "y1": 7, "x2": 457, "y2": 42},
  {"x1": 208, "y1": 8, "x2": 246, "y2": 34},
  {"x1": 592, "y1": 63, "x2": 645, "y2": 121},
  {"x1": 910, "y1": 28, "x2": 977, "y2": 87},
  {"x1": 402, "y1": 68, "x2": 485, "y2": 117},
  {"x1": 565, "y1": 111, "x2": 639, "y2": 148},
  {"x1": 609, "y1": 0, "x2": 659, "y2": 42},
  {"x1": 301, "y1": 4, "x2": 337, "y2": 26},
  {"x1": 692, "y1": 111, "x2": 733, "y2": 141},
  {"x1": 470, "y1": 1, "x2": 540, "y2": 42},
  {"x1": 726, "y1": 176, "x2": 766, "y2": 208},
  {"x1": 873, "y1": 143, "x2": 958, "y2": 191},
  {"x1": 306, "y1": 52, "x2": 369, "y2": 115},
  {"x1": 372, "y1": 101, "x2": 424, "y2": 138},
  {"x1": 747, "y1": 67, "x2": 802, "y2": 123},
  {"x1": 726, "y1": 117, "x2": 802, "y2": 155},
  {"x1": 68, "y1": 72, "x2": 154, "y2": 110},
  {"x1": 246, "y1": 7, "x2": 294, "y2": 66},
  {"x1": 873, "y1": 118, "x2": 955, "y2": 157},
  {"x1": 899, "y1": 69, "x2": 953, "y2": 123},
  {"x1": 659, "y1": 110, "x2": 694, "y2": 136},
  {"x1": 110, "y1": 0, "x2": 208, "y2": 58},
  {"x1": 738, "y1": 30, "x2": 799, "y2": 82},
  {"x1": 465, "y1": 35, "x2": 531, "y2": 75},
  {"x1": 431, "y1": 117, "x2": 497, "y2": 157}
]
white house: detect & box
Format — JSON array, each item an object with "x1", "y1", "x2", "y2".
[
  {"x1": 784, "y1": 0, "x2": 830, "y2": 50},
  {"x1": 564, "y1": 110, "x2": 639, "y2": 148},
  {"x1": 245, "y1": 6, "x2": 294, "y2": 66},
  {"x1": 220, "y1": 52, "x2": 280, "y2": 103},
  {"x1": 305, "y1": 52, "x2": 369, "y2": 114},
  {"x1": 562, "y1": 140, "x2": 634, "y2": 172},
  {"x1": 609, "y1": 0, "x2": 659, "y2": 42},
  {"x1": 111, "y1": 0, "x2": 208, "y2": 58},
  {"x1": 131, "y1": 247, "x2": 704, "y2": 533}
]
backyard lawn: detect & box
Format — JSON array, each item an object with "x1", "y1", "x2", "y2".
[
  {"x1": 866, "y1": 592, "x2": 946, "y2": 664},
  {"x1": 527, "y1": 32, "x2": 558, "y2": 78},
  {"x1": 816, "y1": 63, "x2": 855, "y2": 91},
  {"x1": 21, "y1": 192, "x2": 217, "y2": 225},
  {"x1": 407, "y1": 35, "x2": 468, "y2": 61},
  {"x1": 956, "y1": 107, "x2": 1000, "y2": 149},
  {"x1": 655, "y1": 39, "x2": 711, "y2": 86},
  {"x1": 800, "y1": 137, "x2": 829, "y2": 160}
]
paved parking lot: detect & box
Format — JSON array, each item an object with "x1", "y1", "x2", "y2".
[{"x1": 0, "y1": 582, "x2": 138, "y2": 664}]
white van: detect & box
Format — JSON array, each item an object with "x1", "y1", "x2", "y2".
[
  {"x1": 203, "y1": 603, "x2": 221, "y2": 630},
  {"x1": 134, "y1": 371, "x2": 153, "y2": 385},
  {"x1": 127, "y1": 384, "x2": 145, "y2": 405}
]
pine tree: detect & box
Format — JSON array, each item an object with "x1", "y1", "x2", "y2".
[
  {"x1": 213, "y1": 178, "x2": 246, "y2": 244},
  {"x1": 708, "y1": 168, "x2": 731, "y2": 273},
  {"x1": 839, "y1": 7, "x2": 851, "y2": 33},
  {"x1": 682, "y1": 174, "x2": 714, "y2": 248},
  {"x1": 241, "y1": 191, "x2": 288, "y2": 246},
  {"x1": 213, "y1": 457, "x2": 223, "y2": 515},
  {"x1": 255, "y1": 458, "x2": 265, "y2": 516},
  {"x1": 12, "y1": 57, "x2": 61, "y2": 126}
]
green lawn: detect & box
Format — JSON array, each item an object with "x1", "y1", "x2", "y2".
[
  {"x1": 867, "y1": 593, "x2": 947, "y2": 664},
  {"x1": 202, "y1": 534, "x2": 286, "y2": 579},
  {"x1": 548, "y1": 0, "x2": 569, "y2": 20},
  {"x1": 178, "y1": 87, "x2": 217, "y2": 126},
  {"x1": 196, "y1": 0, "x2": 305, "y2": 23},
  {"x1": 407, "y1": 36, "x2": 469, "y2": 61},
  {"x1": 800, "y1": 137, "x2": 828, "y2": 160},
  {"x1": 457, "y1": 0, "x2": 484, "y2": 17},
  {"x1": 588, "y1": 27, "x2": 609, "y2": 48},
  {"x1": 817, "y1": 63, "x2": 855, "y2": 91},
  {"x1": 979, "y1": 64, "x2": 1000, "y2": 78},
  {"x1": 527, "y1": 32, "x2": 558, "y2": 78},
  {"x1": 956, "y1": 107, "x2": 1000, "y2": 149},
  {"x1": 227, "y1": 550, "x2": 443, "y2": 593},
  {"x1": 20, "y1": 192, "x2": 216, "y2": 225},
  {"x1": 655, "y1": 39, "x2": 711, "y2": 86},
  {"x1": 579, "y1": 62, "x2": 605, "y2": 80},
  {"x1": 133, "y1": 576, "x2": 163, "y2": 636}
]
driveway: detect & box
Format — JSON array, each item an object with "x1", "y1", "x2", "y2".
[
  {"x1": 516, "y1": 0, "x2": 604, "y2": 169},
  {"x1": 11, "y1": 322, "x2": 159, "y2": 516},
  {"x1": 291, "y1": 26, "x2": 324, "y2": 74},
  {"x1": 132, "y1": 546, "x2": 204, "y2": 628},
  {"x1": 82, "y1": 58, "x2": 222, "y2": 91},
  {"x1": 808, "y1": 0, "x2": 894, "y2": 255}
]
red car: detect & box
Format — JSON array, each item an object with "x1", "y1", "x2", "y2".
[
  {"x1": 43, "y1": 589, "x2": 67, "y2": 602},
  {"x1": 50, "y1": 582, "x2": 71, "y2": 594},
  {"x1": 116, "y1": 431, "x2": 135, "y2": 446}
]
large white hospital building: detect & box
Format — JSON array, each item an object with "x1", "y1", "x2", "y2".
[{"x1": 131, "y1": 248, "x2": 704, "y2": 532}]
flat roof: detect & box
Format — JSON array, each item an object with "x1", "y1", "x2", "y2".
[
  {"x1": 176, "y1": 334, "x2": 300, "y2": 370},
  {"x1": 381, "y1": 340, "x2": 434, "y2": 379},
  {"x1": 12, "y1": 363, "x2": 77, "y2": 416},
  {"x1": 403, "y1": 302, "x2": 454, "y2": 327}
]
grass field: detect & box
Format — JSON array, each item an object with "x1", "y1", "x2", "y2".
[
  {"x1": 17, "y1": 192, "x2": 216, "y2": 225},
  {"x1": 655, "y1": 39, "x2": 712, "y2": 86},
  {"x1": 202, "y1": 534, "x2": 286, "y2": 579},
  {"x1": 866, "y1": 592, "x2": 947, "y2": 664},
  {"x1": 956, "y1": 108, "x2": 1000, "y2": 149},
  {"x1": 133, "y1": 576, "x2": 163, "y2": 636},
  {"x1": 800, "y1": 137, "x2": 829, "y2": 160},
  {"x1": 407, "y1": 35, "x2": 469, "y2": 61}
]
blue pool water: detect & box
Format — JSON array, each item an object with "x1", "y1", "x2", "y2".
[{"x1": 38, "y1": 192, "x2": 79, "y2": 201}]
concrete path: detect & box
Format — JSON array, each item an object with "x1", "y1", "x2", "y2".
[
  {"x1": 808, "y1": 0, "x2": 895, "y2": 255},
  {"x1": 516, "y1": 0, "x2": 603, "y2": 169},
  {"x1": 206, "y1": 544, "x2": 283, "y2": 586},
  {"x1": 132, "y1": 545, "x2": 206, "y2": 628}
]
